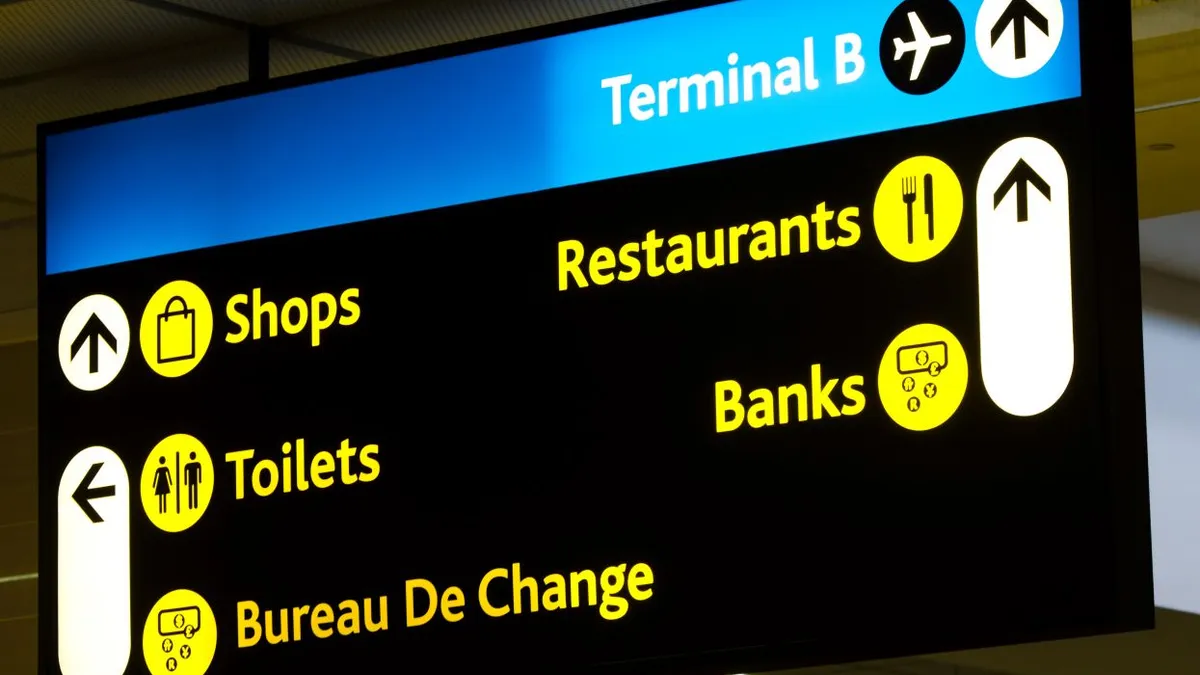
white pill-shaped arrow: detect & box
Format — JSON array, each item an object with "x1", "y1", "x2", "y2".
[
  {"x1": 58, "y1": 446, "x2": 131, "y2": 675},
  {"x1": 976, "y1": 136, "x2": 1074, "y2": 417}
]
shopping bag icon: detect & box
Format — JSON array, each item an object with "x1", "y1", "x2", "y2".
[{"x1": 156, "y1": 296, "x2": 196, "y2": 364}]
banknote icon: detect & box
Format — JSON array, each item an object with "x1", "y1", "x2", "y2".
[
  {"x1": 879, "y1": 324, "x2": 968, "y2": 431},
  {"x1": 895, "y1": 341, "x2": 950, "y2": 413},
  {"x1": 158, "y1": 605, "x2": 201, "y2": 670},
  {"x1": 158, "y1": 606, "x2": 201, "y2": 639},
  {"x1": 144, "y1": 589, "x2": 215, "y2": 675},
  {"x1": 896, "y1": 341, "x2": 949, "y2": 377}
]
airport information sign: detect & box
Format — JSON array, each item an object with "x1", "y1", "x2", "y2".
[{"x1": 39, "y1": 1, "x2": 1151, "y2": 674}]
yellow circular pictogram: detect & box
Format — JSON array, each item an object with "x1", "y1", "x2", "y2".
[
  {"x1": 143, "y1": 589, "x2": 217, "y2": 675},
  {"x1": 878, "y1": 323, "x2": 968, "y2": 432},
  {"x1": 140, "y1": 280, "x2": 213, "y2": 378},
  {"x1": 873, "y1": 156, "x2": 964, "y2": 262},
  {"x1": 141, "y1": 434, "x2": 214, "y2": 533}
]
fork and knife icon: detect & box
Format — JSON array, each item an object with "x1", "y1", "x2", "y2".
[{"x1": 902, "y1": 174, "x2": 935, "y2": 245}]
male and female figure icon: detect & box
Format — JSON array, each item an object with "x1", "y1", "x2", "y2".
[{"x1": 152, "y1": 451, "x2": 203, "y2": 514}]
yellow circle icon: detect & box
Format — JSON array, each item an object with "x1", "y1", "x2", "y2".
[
  {"x1": 143, "y1": 589, "x2": 216, "y2": 675},
  {"x1": 873, "y1": 156, "x2": 964, "y2": 262},
  {"x1": 878, "y1": 323, "x2": 968, "y2": 432},
  {"x1": 141, "y1": 434, "x2": 214, "y2": 533},
  {"x1": 140, "y1": 280, "x2": 213, "y2": 378}
]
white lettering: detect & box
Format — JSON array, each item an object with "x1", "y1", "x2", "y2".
[
  {"x1": 602, "y1": 36, "x2": 865, "y2": 125},
  {"x1": 727, "y1": 53, "x2": 741, "y2": 105},
  {"x1": 803, "y1": 37, "x2": 820, "y2": 90},
  {"x1": 601, "y1": 74, "x2": 634, "y2": 125},
  {"x1": 774, "y1": 56, "x2": 802, "y2": 95},
  {"x1": 680, "y1": 71, "x2": 725, "y2": 113},
  {"x1": 657, "y1": 78, "x2": 678, "y2": 117},
  {"x1": 836, "y1": 33, "x2": 865, "y2": 84},
  {"x1": 743, "y1": 61, "x2": 772, "y2": 102},
  {"x1": 629, "y1": 83, "x2": 656, "y2": 122}
]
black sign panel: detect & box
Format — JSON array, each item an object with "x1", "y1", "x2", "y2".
[{"x1": 39, "y1": 1, "x2": 1150, "y2": 675}]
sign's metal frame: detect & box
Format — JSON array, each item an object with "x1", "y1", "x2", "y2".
[{"x1": 37, "y1": 1, "x2": 1151, "y2": 673}]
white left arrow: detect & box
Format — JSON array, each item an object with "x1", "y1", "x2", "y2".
[{"x1": 57, "y1": 446, "x2": 131, "y2": 675}]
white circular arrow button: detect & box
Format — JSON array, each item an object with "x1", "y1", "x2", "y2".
[
  {"x1": 58, "y1": 294, "x2": 130, "y2": 392},
  {"x1": 975, "y1": 0, "x2": 1064, "y2": 79}
]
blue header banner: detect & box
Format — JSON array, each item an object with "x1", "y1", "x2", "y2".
[{"x1": 44, "y1": 0, "x2": 1081, "y2": 274}]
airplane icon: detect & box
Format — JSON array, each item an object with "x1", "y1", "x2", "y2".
[{"x1": 893, "y1": 11, "x2": 954, "y2": 81}]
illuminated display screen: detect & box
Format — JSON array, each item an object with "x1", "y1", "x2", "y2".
[{"x1": 39, "y1": 1, "x2": 1150, "y2": 674}]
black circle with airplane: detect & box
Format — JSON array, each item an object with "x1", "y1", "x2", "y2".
[{"x1": 880, "y1": 0, "x2": 966, "y2": 95}]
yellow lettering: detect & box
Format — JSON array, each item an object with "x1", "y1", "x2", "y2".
[
  {"x1": 749, "y1": 221, "x2": 777, "y2": 261},
  {"x1": 471, "y1": 563, "x2": 654, "y2": 622},
  {"x1": 337, "y1": 439, "x2": 358, "y2": 485},
  {"x1": 293, "y1": 440, "x2": 308, "y2": 491},
  {"x1": 811, "y1": 364, "x2": 840, "y2": 420},
  {"x1": 559, "y1": 240, "x2": 587, "y2": 290},
  {"x1": 569, "y1": 570, "x2": 597, "y2": 608},
  {"x1": 778, "y1": 383, "x2": 809, "y2": 424},
  {"x1": 252, "y1": 459, "x2": 279, "y2": 497},
  {"x1": 226, "y1": 449, "x2": 255, "y2": 500},
  {"x1": 406, "y1": 579, "x2": 438, "y2": 627},
  {"x1": 590, "y1": 247, "x2": 617, "y2": 285},
  {"x1": 837, "y1": 207, "x2": 861, "y2": 247},
  {"x1": 291, "y1": 605, "x2": 310, "y2": 641},
  {"x1": 716, "y1": 380, "x2": 744, "y2": 433},
  {"x1": 310, "y1": 292, "x2": 337, "y2": 347},
  {"x1": 252, "y1": 288, "x2": 277, "y2": 339},
  {"x1": 364, "y1": 597, "x2": 388, "y2": 633},
  {"x1": 336, "y1": 600, "x2": 360, "y2": 636},
  {"x1": 231, "y1": 287, "x2": 359, "y2": 344},
  {"x1": 311, "y1": 451, "x2": 335, "y2": 488},
  {"x1": 264, "y1": 607, "x2": 288, "y2": 644},
  {"x1": 643, "y1": 230, "x2": 666, "y2": 277},
  {"x1": 228, "y1": 439, "x2": 378, "y2": 501},
  {"x1": 234, "y1": 597, "x2": 385, "y2": 647},
  {"x1": 358, "y1": 444, "x2": 381, "y2": 482},
  {"x1": 781, "y1": 215, "x2": 809, "y2": 255},
  {"x1": 513, "y1": 563, "x2": 538, "y2": 613},
  {"x1": 338, "y1": 288, "x2": 361, "y2": 326},
  {"x1": 599, "y1": 564, "x2": 630, "y2": 620},
  {"x1": 727, "y1": 223, "x2": 749, "y2": 264},
  {"x1": 281, "y1": 298, "x2": 307, "y2": 335},
  {"x1": 715, "y1": 367, "x2": 867, "y2": 432},
  {"x1": 617, "y1": 242, "x2": 642, "y2": 282},
  {"x1": 310, "y1": 603, "x2": 334, "y2": 639},
  {"x1": 813, "y1": 202, "x2": 837, "y2": 251},
  {"x1": 226, "y1": 294, "x2": 250, "y2": 343},
  {"x1": 542, "y1": 574, "x2": 567, "y2": 610},
  {"x1": 747, "y1": 388, "x2": 774, "y2": 428},
  {"x1": 556, "y1": 205, "x2": 863, "y2": 291},
  {"x1": 237, "y1": 601, "x2": 261, "y2": 648},
  {"x1": 841, "y1": 375, "x2": 866, "y2": 415},
  {"x1": 281, "y1": 443, "x2": 293, "y2": 493},
  {"x1": 479, "y1": 568, "x2": 510, "y2": 617},
  {"x1": 441, "y1": 587, "x2": 465, "y2": 623},
  {"x1": 627, "y1": 563, "x2": 654, "y2": 600},
  {"x1": 665, "y1": 235, "x2": 693, "y2": 274},
  {"x1": 696, "y1": 230, "x2": 725, "y2": 268}
]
